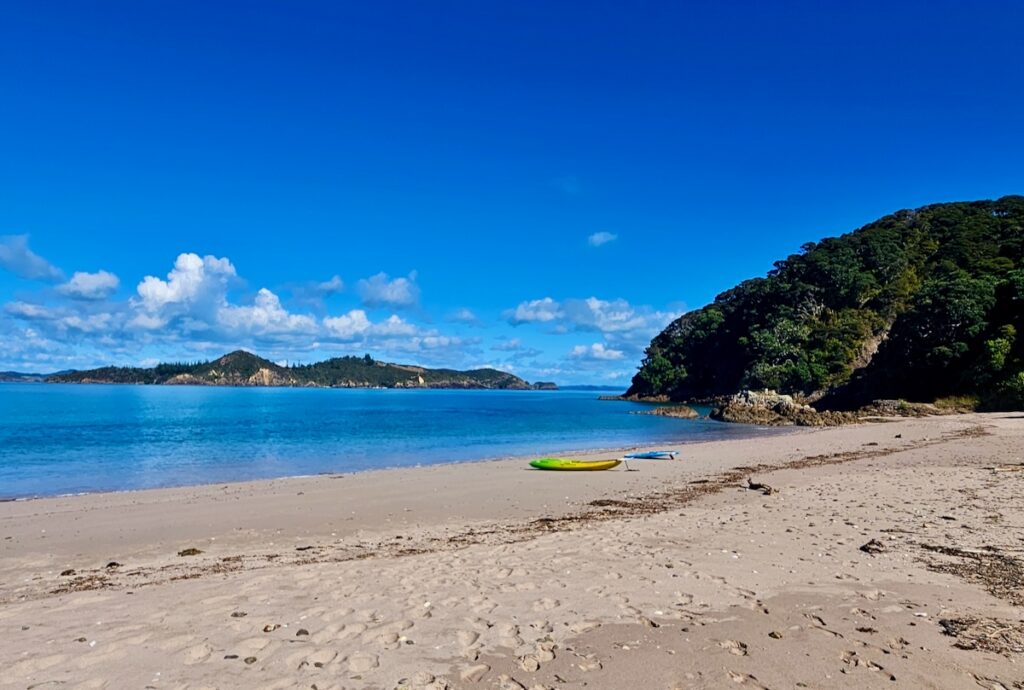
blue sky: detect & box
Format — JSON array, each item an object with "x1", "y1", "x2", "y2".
[{"x1": 1, "y1": 1, "x2": 1022, "y2": 384}]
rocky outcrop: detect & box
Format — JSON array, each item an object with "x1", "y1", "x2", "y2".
[
  {"x1": 598, "y1": 394, "x2": 671, "y2": 402},
  {"x1": 858, "y1": 399, "x2": 960, "y2": 417},
  {"x1": 710, "y1": 389, "x2": 860, "y2": 427},
  {"x1": 638, "y1": 405, "x2": 701, "y2": 419}
]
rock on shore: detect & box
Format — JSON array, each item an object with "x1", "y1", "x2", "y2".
[
  {"x1": 710, "y1": 390, "x2": 859, "y2": 426},
  {"x1": 636, "y1": 405, "x2": 701, "y2": 419}
]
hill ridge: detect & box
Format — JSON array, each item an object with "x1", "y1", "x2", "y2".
[
  {"x1": 49, "y1": 351, "x2": 541, "y2": 390},
  {"x1": 627, "y1": 196, "x2": 1024, "y2": 410}
]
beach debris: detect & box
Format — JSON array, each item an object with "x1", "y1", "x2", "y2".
[
  {"x1": 295, "y1": 628, "x2": 309, "y2": 636},
  {"x1": 224, "y1": 654, "x2": 238, "y2": 659},
  {"x1": 177, "y1": 548, "x2": 203, "y2": 557},
  {"x1": 295, "y1": 545, "x2": 314, "y2": 551},
  {"x1": 746, "y1": 479, "x2": 776, "y2": 496},
  {"x1": 860, "y1": 539, "x2": 886, "y2": 555},
  {"x1": 243, "y1": 656, "x2": 257, "y2": 665},
  {"x1": 230, "y1": 611, "x2": 247, "y2": 618},
  {"x1": 920, "y1": 543, "x2": 1024, "y2": 606},
  {"x1": 939, "y1": 617, "x2": 1024, "y2": 655},
  {"x1": 105, "y1": 561, "x2": 121, "y2": 569},
  {"x1": 768, "y1": 630, "x2": 783, "y2": 639},
  {"x1": 60, "y1": 568, "x2": 75, "y2": 576},
  {"x1": 262, "y1": 623, "x2": 280, "y2": 633}
]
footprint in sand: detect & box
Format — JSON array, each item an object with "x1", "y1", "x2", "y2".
[
  {"x1": 532, "y1": 598, "x2": 560, "y2": 612},
  {"x1": 375, "y1": 631, "x2": 401, "y2": 649},
  {"x1": 336, "y1": 622, "x2": 369, "y2": 640},
  {"x1": 528, "y1": 619, "x2": 553, "y2": 633},
  {"x1": 306, "y1": 648, "x2": 339, "y2": 669},
  {"x1": 234, "y1": 636, "x2": 273, "y2": 657},
  {"x1": 359, "y1": 619, "x2": 413, "y2": 644},
  {"x1": 727, "y1": 670, "x2": 769, "y2": 687},
  {"x1": 7, "y1": 653, "x2": 67, "y2": 676},
  {"x1": 347, "y1": 651, "x2": 379, "y2": 673},
  {"x1": 157, "y1": 633, "x2": 196, "y2": 651},
  {"x1": 183, "y1": 642, "x2": 214, "y2": 665},
  {"x1": 718, "y1": 639, "x2": 749, "y2": 656},
  {"x1": 472, "y1": 599, "x2": 498, "y2": 615},
  {"x1": 457, "y1": 630, "x2": 480, "y2": 647}
]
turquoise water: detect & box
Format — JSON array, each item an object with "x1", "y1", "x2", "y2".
[{"x1": 0, "y1": 384, "x2": 777, "y2": 499}]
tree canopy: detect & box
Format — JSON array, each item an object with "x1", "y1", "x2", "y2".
[{"x1": 627, "y1": 196, "x2": 1024, "y2": 410}]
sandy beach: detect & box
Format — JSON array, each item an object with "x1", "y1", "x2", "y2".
[{"x1": 2, "y1": 414, "x2": 1022, "y2": 689}]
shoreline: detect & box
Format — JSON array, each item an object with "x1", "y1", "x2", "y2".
[
  {"x1": 0, "y1": 418, "x2": 783, "y2": 503},
  {"x1": 2, "y1": 413, "x2": 1021, "y2": 689}
]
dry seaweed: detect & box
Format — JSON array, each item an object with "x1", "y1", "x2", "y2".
[{"x1": 939, "y1": 616, "x2": 1024, "y2": 656}]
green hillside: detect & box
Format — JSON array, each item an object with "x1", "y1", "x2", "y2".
[
  {"x1": 50, "y1": 351, "x2": 533, "y2": 390},
  {"x1": 627, "y1": 196, "x2": 1024, "y2": 410}
]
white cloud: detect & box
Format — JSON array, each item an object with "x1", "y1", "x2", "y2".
[
  {"x1": 417, "y1": 335, "x2": 461, "y2": 349},
  {"x1": 317, "y1": 275, "x2": 344, "y2": 295},
  {"x1": 563, "y1": 297, "x2": 661, "y2": 333},
  {"x1": 323, "y1": 309, "x2": 372, "y2": 339},
  {"x1": 218, "y1": 288, "x2": 318, "y2": 335},
  {"x1": 135, "y1": 253, "x2": 236, "y2": 313},
  {"x1": 506, "y1": 296, "x2": 677, "y2": 340},
  {"x1": 58, "y1": 270, "x2": 120, "y2": 300},
  {"x1": 492, "y1": 338, "x2": 523, "y2": 351},
  {"x1": 491, "y1": 337, "x2": 543, "y2": 361},
  {"x1": 129, "y1": 312, "x2": 166, "y2": 330},
  {"x1": 374, "y1": 314, "x2": 418, "y2": 336},
  {"x1": 448, "y1": 308, "x2": 479, "y2": 325},
  {"x1": 357, "y1": 271, "x2": 420, "y2": 308},
  {"x1": 0, "y1": 235, "x2": 63, "y2": 282},
  {"x1": 570, "y1": 343, "x2": 625, "y2": 360},
  {"x1": 323, "y1": 310, "x2": 417, "y2": 341},
  {"x1": 61, "y1": 312, "x2": 114, "y2": 333},
  {"x1": 587, "y1": 231, "x2": 618, "y2": 247},
  {"x1": 5, "y1": 301, "x2": 54, "y2": 320},
  {"x1": 506, "y1": 297, "x2": 563, "y2": 325}
]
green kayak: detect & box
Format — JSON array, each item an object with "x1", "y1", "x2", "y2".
[{"x1": 529, "y1": 458, "x2": 622, "y2": 471}]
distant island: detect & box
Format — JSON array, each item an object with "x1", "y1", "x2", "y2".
[
  {"x1": 0, "y1": 371, "x2": 56, "y2": 383},
  {"x1": 47, "y1": 350, "x2": 555, "y2": 390},
  {"x1": 628, "y1": 196, "x2": 1024, "y2": 411}
]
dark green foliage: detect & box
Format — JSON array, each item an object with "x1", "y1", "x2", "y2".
[
  {"x1": 627, "y1": 196, "x2": 1024, "y2": 410},
  {"x1": 49, "y1": 350, "x2": 530, "y2": 389}
]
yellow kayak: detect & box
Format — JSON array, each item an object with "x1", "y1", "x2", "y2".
[{"x1": 529, "y1": 458, "x2": 622, "y2": 471}]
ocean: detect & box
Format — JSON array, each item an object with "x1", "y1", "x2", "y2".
[{"x1": 0, "y1": 384, "x2": 779, "y2": 499}]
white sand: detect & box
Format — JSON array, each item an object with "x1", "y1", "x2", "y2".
[{"x1": 1, "y1": 413, "x2": 1022, "y2": 689}]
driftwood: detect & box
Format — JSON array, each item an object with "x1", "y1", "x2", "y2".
[{"x1": 746, "y1": 479, "x2": 776, "y2": 495}]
